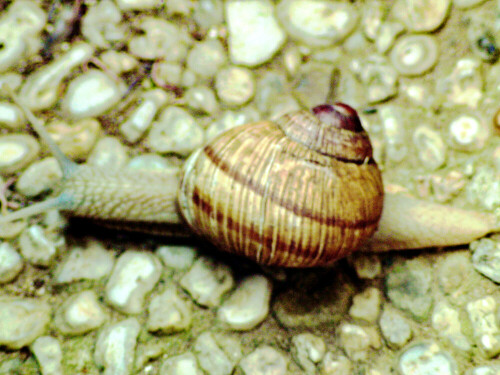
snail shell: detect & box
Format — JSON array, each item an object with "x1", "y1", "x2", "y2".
[{"x1": 178, "y1": 103, "x2": 384, "y2": 267}]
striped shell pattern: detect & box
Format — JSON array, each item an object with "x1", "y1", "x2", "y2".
[{"x1": 178, "y1": 104, "x2": 384, "y2": 267}]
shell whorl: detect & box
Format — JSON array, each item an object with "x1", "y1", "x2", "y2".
[{"x1": 178, "y1": 104, "x2": 384, "y2": 267}]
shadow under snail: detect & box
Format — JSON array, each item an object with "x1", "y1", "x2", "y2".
[{"x1": 0, "y1": 94, "x2": 498, "y2": 267}]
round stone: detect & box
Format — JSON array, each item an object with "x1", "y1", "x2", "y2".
[
  {"x1": 0, "y1": 242, "x2": 23, "y2": 284},
  {"x1": 413, "y1": 125, "x2": 447, "y2": 171},
  {"x1": 0, "y1": 134, "x2": 40, "y2": 175},
  {"x1": 448, "y1": 113, "x2": 488, "y2": 151},
  {"x1": 215, "y1": 66, "x2": 255, "y2": 106},
  {"x1": 399, "y1": 342, "x2": 456, "y2": 375},
  {"x1": 16, "y1": 157, "x2": 63, "y2": 198},
  {"x1": 19, "y1": 225, "x2": 61, "y2": 267},
  {"x1": 239, "y1": 346, "x2": 287, "y2": 375},
  {"x1": 187, "y1": 39, "x2": 227, "y2": 78},
  {"x1": 391, "y1": 34, "x2": 438, "y2": 76},
  {"x1": 395, "y1": 0, "x2": 451, "y2": 32},
  {"x1": 0, "y1": 102, "x2": 24, "y2": 130}
]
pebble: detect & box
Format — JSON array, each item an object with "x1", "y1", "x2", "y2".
[
  {"x1": 217, "y1": 274, "x2": 272, "y2": 331},
  {"x1": 386, "y1": 258, "x2": 433, "y2": 322},
  {"x1": 54, "y1": 242, "x2": 115, "y2": 283},
  {"x1": 466, "y1": 167, "x2": 500, "y2": 210},
  {"x1": 239, "y1": 346, "x2": 287, "y2": 375},
  {"x1": 215, "y1": 66, "x2": 255, "y2": 106},
  {"x1": 466, "y1": 365, "x2": 500, "y2": 375},
  {"x1": 180, "y1": 256, "x2": 234, "y2": 308},
  {"x1": 0, "y1": 102, "x2": 24, "y2": 130},
  {"x1": 160, "y1": 352, "x2": 204, "y2": 375},
  {"x1": 193, "y1": 0, "x2": 224, "y2": 30},
  {"x1": 319, "y1": 352, "x2": 352, "y2": 375},
  {"x1": 293, "y1": 62, "x2": 337, "y2": 108},
  {"x1": 351, "y1": 254, "x2": 382, "y2": 279},
  {"x1": 16, "y1": 157, "x2": 62, "y2": 198},
  {"x1": 193, "y1": 331, "x2": 242, "y2": 375},
  {"x1": 155, "y1": 245, "x2": 197, "y2": 269},
  {"x1": 187, "y1": 39, "x2": 227, "y2": 78},
  {"x1": 379, "y1": 105, "x2": 408, "y2": 163},
  {"x1": 432, "y1": 301, "x2": 471, "y2": 352},
  {"x1": 225, "y1": 0, "x2": 285, "y2": 67},
  {"x1": 152, "y1": 61, "x2": 183, "y2": 88},
  {"x1": 87, "y1": 136, "x2": 129, "y2": 170},
  {"x1": 448, "y1": 112, "x2": 488, "y2": 151},
  {"x1": 338, "y1": 323, "x2": 381, "y2": 361},
  {"x1": 31, "y1": 336, "x2": 63, "y2": 375},
  {"x1": 277, "y1": 0, "x2": 358, "y2": 46},
  {"x1": 291, "y1": 333, "x2": 326, "y2": 374},
  {"x1": 467, "y1": 15, "x2": 499, "y2": 63},
  {"x1": 62, "y1": 70, "x2": 126, "y2": 119},
  {"x1": 390, "y1": 34, "x2": 439, "y2": 76},
  {"x1": 185, "y1": 86, "x2": 220, "y2": 115},
  {"x1": 466, "y1": 296, "x2": 500, "y2": 357},
  {"x1": 379, "y1": 305, "x2": 412, "y2": 348},
  {"x1": 146, "y1": 287, "x2": 192, "y2": 333},
  {"x1": 436, "y1": 251, "x2": 474, "y2": 298},
  {"x1": 127, "y1": 17, "x2": 190, "y2": 62},
  {"x1": 375, "y1": 21, "x2": 405, "y2": 54},
  {"x1": 0, "y1": 134, "x2": 40, "y2": 175},
  {"x1": 146, "y1": 106, "x2": 204, "y2": 156},
  {"x1": 94, "y1": 318, "x2": 141, "y2": 375},
  {"x1": 0, "y1": 296, "x2": 51, "y2": 349},
  {"x1": 471, "y1": 238, "x2": 500, "y2": 283},
  {"x1": 105, "y1": 251, "x2": 162, "y2": 315},
  {"x1": 19, "y1": 225, "x2": 61, "y2": 267},
  {"x1": 398, "y1": 342, "x2": 457, "y2": 375},
  {"x1": 81, "y1": 0, "x2": 126, "y2": 48},
  {"x1": 120, "y1": 89, "x2": 169, "y2": 143},
  {"x1": 54, "y1": 290, "x2": 107, "y2": 335},
  {"x1": 361, "y1": 1, "x2": 387, "y2": 41},
  {"x1": 413, "y1": 125, "x2": 447, "y2": 171},
  {"x1": 349, "y1": 287, "x2": 382, "y2": 324},
  {"x1": 0, "y1": 241, "x2": 23, "y2": 283},
  {"x1": 395, "y1": 0, "x2": 451, "y2": 32},
  {"x1": 126, "y1": 154, "x2": 180, "y2": 173},
  {"x1": 100, "y1": 51, "x2": 138, "y2": 75}
]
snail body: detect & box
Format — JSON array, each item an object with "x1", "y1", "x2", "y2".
[{"x1": 0, "y1": 95, "x2": 497, "y2": 267}]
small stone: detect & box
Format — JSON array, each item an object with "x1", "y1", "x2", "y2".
[
  {"x1": 87, "y1": 136, "x2": 129, "y2": 170},
  {"x1": 193, "y1": 332, "x2": 242, "y2": 375},
  {"x1": 180, "y1": 256, "x2": 234, "y2": 308},
  {"x1": 152, "y1": 61, "x2": 183, "y2": 87},
  {"x1": 55, "y1": 242, "x2": 115, "y2": 283},
  {"x1": 0, "y1": 242, "x2": 23, "y2": 283},
  {"x1": 217, "y1": 274, "x2": 272, "y2": 331},
  {"x1": 187, "y1": 39, "x2": 227, "y2": 78},
  {"x1": 0, "y1": 102, "x2": 24, "y2": 130},
  {"x1": 105, "y1": 251, "x2": 162, "y2": 315},
  {"x1": 277, "y1": 0, "x2": 358, "y2": 46},
  {"x1": 432, "y1": 301, "x2": 471, "y2": 352},
  {"x1": 62, "y1": 70, "x2": 126, "y2": 119},
  {"x1": 292, "y1": 333, "x2": 326, "y2": 374},
  {"x1": 390, "y1": 34, "x2": 439, "y2": 76},
  {"x1": 466, "y1": 167, "x2": 500, "y2": 211},
  {"x1": 147, "y1": 287, "x2": 192, "y2": 334},
  {"x1": 320, "y1": 352, "x2": 352, "y2": 375},
  {"x1": 379, "y1": 105, "x2": 408, "y2": 163},
  {"x1": 471, "y1": 238, "x2": 500, "y2": 284},
  {"x1": 466, "y1": 296, "x2": 500, "y2": 358},
  {"x1": 349, "y1": 287, "x2": 382, "y2": 324},
  {"x1": 375, "y1": 21, "x2": 405, "y2": 54},
  {"x1": 398, "y1": 342, "x2": 457, "y2": 375},
  {"x1": 436, "y1": 251, "x2": 474, "y2": 297},
  {"x1": 293, "y1": 62, "x2": 337, "y2": 108},
  {"x1": 0, "y1": 134, "x2": 40, "y2": 175},
  {"x1": 160, "y1": 352, "x2": 204, "y2": 375},
  {"x1": 448, "y1": 112, "x2": 489, "y2": 152},
  {"x1": 338, "y1": 323, "x2": 381, "y2": 361},
  {"x1": 116, "y1": 0, "x2": 162, "y2": 10},
  {"x1": 100, "y1": 51, "x2": 138, "y2": 74},
  {"x1": 226, "y1": 0, "x2": 285, "y2": 67},
  {"x1": 155, "y1": 245, "x2": 197, "y2": 269},
  {"x1": 351, "y1": 254, "x2": 382, "y2": 279},
  {"x1": 0, "y1": 297, "x2": 51, "y2": 349},
  {"x1": 81, "y1": 0, "x2": 126, "y2": 48},
  {"x1": 147, "y1": 106, "x2": 204, "y2": 156},
  {"x1": 16, "y1": 157, "x2": 63, "y2": 198},
  {"x1": 413, "y1": 125, "x2": 447, "y2": 171},
  {"x1": 239, "y1": 346, "x2": 287, "y2": 375},
  {"x1": 31, "y1": 336, "x2": 63, "y2": 375},
  {"x1": 394, "y1": 0, "x2": 451, "y2": 32},
  {"x1": 379, "y1": 305, "x2": 412, "y2": 348},
  {"x1": 466, "y1": 365, "x2": 500, "y2": 375},
  {"x1": 19, "y1": 225, "x2": 62, "y2": 267},
  {"x1": 94, "y1": 318, "x2": 141, "y2": 375},
  {"x1": 185, "y1": 86, "x2": 220, "y2": 115},
  {"x1": 386, "y1": 258, "x2": 433, "y2": 321},
  {"x1": 215, "y1": 66, "x2": 255, "y2": 106},
  {"x1": 193, "y1": 0, "x2": 224, "y2": 30},
  {"x1": 126, "y1": 154, "x2": 180, "y2": 173},
  {"x1": 54, "y1": 290, "x2": 107, "y2": 335}
]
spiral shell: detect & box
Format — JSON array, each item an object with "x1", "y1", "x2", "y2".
[{"x1": 178, "y1": 104, "x2": 384, "y2": 267}]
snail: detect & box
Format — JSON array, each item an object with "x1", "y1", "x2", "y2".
[{"x1": 0, "y1": 93, "x2": 498, "y2": 267}]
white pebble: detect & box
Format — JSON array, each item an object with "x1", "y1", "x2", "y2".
[
  {"x1": 339, "y1": 323, "x2": 381, "y2": 361},
  {"x1": 105, "y1": 251, "x2": 162, "y2": 314},
  {"x1": 226, "y1": 0, "x2": 286, "y2": 67},
  {"x1": 379, "y1": 305, "x2": 412, "y2": 348},
  {"x1": 217, "y1": 274, "x2": 272, "y2": 331},
  {"x1": 413, "y1": 125, "x2": 447, "y2": 171},
  {"x1": 0, "y1": 297, "x2": 51, "y2": 349},
  {"x1": 0, "y1": 73, "x2": 23, "y2": 95},
  {"x1": 87, "y1": 136, "x2": 129, "y2": 170},
  {"x1": 155, "y1": 245, "x2": 197, "y2": 269},
  {"x1": 160, "y1": 352, "x2": 204, "y2": 375},
  {"x1": 20, "y1": 42, "x2": 94, "y2": 111},
  {"x1": 81, "y1": 0, "x2": 126, "y2": 48},
  {"x1": 116, "y1": 0, "x2": 163, "y2": 11},
  {"x1": 193, "y1": 332, "x2": 242, "y2": 375},
  {"x1": 277, "y1": 0, "x2": 358, "y2": 46},
  {"x1": 0, "y1": 242, "x2": 23, "y2": 283},
  {"x1": 187, "y1": 39, "x2": 227, "y2": 78},
  {"x1": 320, "y1": 352, "x2": 353, "y2": 375},
  {"x1": 292, "y1": 333, "x2": 326, "y2": 374},
  {"x1": 55, "y1": 242, "x2": 115, "y2": 283},
  {"x1": 94, "y1": 318, "x2": 141, "y2": 375},
  {"x1": 390, "y1": 34, "x2": 439, "y2": 76},
  {"x1": 215, "y1": 66, "x2": 255, "y2": 106},
  {"x1": 394, "y1": 0, "x2": 451, "y2": 32},
  {"x1": 31, "y1": 336, "x2": 63, "y2": 375},
  {"x1": 185, "y1": 86, "x2": 220, "y2": 115},
  {"x1": 0, "y1": 102, "x2": 24, "y2": 130},
  {"x1": 193, "y1": 0, "x2": 224, "y2": 30},
  {"x1": 147, "y1": 106, "x2": 204, "y2": 156},
  {"x1": 62, "y1": 69, "x2": 126, "y2": 119},
  {"x1": 466, "y1": 296, "x2": 500, "y2": 357},
  {"x1": 16, "y1": 157, "x2": 63, "y2": 198},
  {"x1": 239, "y1": 346, "x2": 287, "y2": 375},
  {"x1": 399, "y1": 342, "x2": 456, "y2": 375},
  {"x1": 126, "y1": 154, "x2": 180, "y2": 173},
  {"x1": 100, "y1": 51, "x2": 138, "y2": 74},
  {"x1": 54, "y1": 290, "x2": 107, "y2": 335},
  {"x1": 0, "y1": 134, "x2": 40, "y2": 175},
  {"x1": 19, "y1": 225, "x2": 61, "y2": 267},
  {"x1": 448, "y1": 113, "x2": 489, "y2": 151},
  {"x1": 180, "y1": 256, "x2": 234, "y2": 307},
  {"x1": 349, "y1": 287, "x2": 382, "y2": 324},
  {"x1": 147, "y1": 287, "x2": 192, "y2": 333}
]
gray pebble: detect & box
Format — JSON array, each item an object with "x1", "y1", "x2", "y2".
[
  {"x1": 193, "y1": 331, "x2": 242, "y2": 375},
  {"x1": 379, "y1": 305, "x2": 412, "y2": 349},
  {"x1": 147, "y1": 287, "x2": 192, "y2": 333},
  {"x1": 155, "y1": 245, "x2": 197, "y2": 269},
  {"x1": 399, "y1": 342, "x2": 457, "y2": 375},
  {"x1": 471, "y1": 238, "x2": 500, "y2": 283}
]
